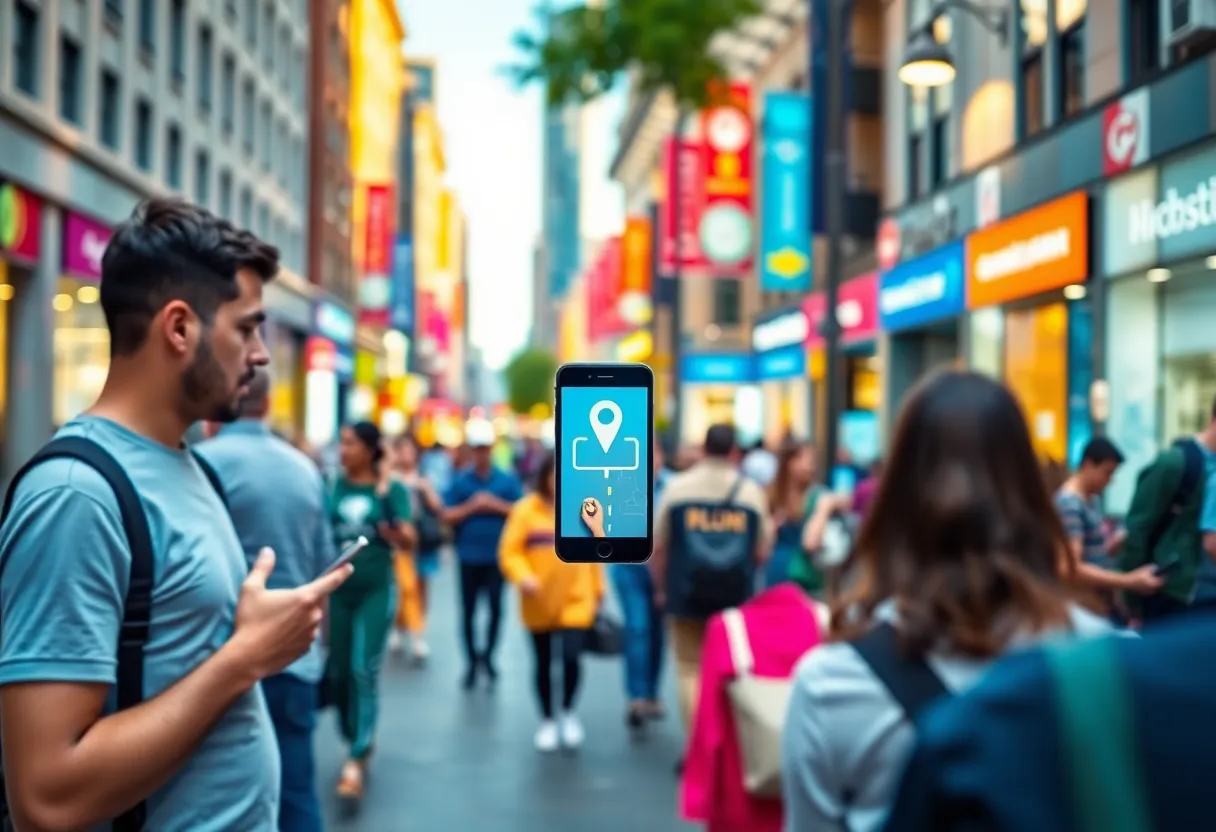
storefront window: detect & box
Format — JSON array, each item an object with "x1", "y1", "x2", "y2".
[
  {"x1": 267, "y1": 324, "x2": 302, "y2": 438},
  {"x1": 969, "y1": 307, "x2": 1004, "y2": 377},
  {"x1": 1105, "y1": 276, "x2": 1159, "y2": 514},
  {"x1": 53, "y1": 276, "x2": 108, "y2": 427},
  {"x1": 1161, "y1": 263, "x2": 1216, "y2": 445},
  {"x1": 1004, "y1": 302, "x2": 1068, "y2": 464}
]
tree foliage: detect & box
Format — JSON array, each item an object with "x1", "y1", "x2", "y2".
[
  {"x1": 503, "y1": 347, "x2": 560, "y2": 416},
  {"x1": 507, "y1": 0, "x2": 762, "y2": 109}
]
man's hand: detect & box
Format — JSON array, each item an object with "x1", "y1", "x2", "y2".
[
  {"x1": 227, "y1": 548, "x2": 352, "y2": 681},
  {"x1": 1124, "y1": 564, "x2": 1165, "y2": 596}
]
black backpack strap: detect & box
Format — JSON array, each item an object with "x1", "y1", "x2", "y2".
[
  {"x1": 190, "y1": 450, "x2": 227, "y2": 510},
  {"x1": 852, "y1": 621, "x2": 950, "y2": 722},
  {"x1": 2, "y1": 437, "x2": 153, "y2": 832},
  {"x1": 721, "y1": 475, "x2": 746, "y2": 508}
]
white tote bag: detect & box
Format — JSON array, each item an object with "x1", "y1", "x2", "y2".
[{"x1": 722, "y1": 608, "x2": 792, "y2": 799}]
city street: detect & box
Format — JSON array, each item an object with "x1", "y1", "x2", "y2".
[{"x1": 315, "y1": 558, "x2": 696, "y2": 831}]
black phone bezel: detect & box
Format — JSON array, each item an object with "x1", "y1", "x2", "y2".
[{"x1": 554, "y1": 362, "x2": 655, "y2": 564}]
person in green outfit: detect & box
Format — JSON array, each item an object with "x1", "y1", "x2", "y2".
[{"x1": 325, "y1": 421, "x2": 413, "y2": 802}]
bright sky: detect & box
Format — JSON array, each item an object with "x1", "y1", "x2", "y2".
[{"x1": 400, "y1": 0, "x2": 624, "y2": 372}]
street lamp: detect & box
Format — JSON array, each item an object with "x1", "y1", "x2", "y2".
[{"x1": 897, "y1": 0, "x2": 1011, "y2": 88}]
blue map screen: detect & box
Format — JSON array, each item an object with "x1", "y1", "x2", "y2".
[{"x1": 559, "y1": 385, "x2": 650, "y2": 538}]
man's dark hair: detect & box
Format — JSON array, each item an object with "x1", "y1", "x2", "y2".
[
  {"x1": 704, "y1": 423, "x2": 737, "y2": 458},
  {"x1": 101, "y1": 198, "x2": 279, "y2": 356},
  {"x1": 1080, "y1": 437, "x2": 1124, "y2": 467}
]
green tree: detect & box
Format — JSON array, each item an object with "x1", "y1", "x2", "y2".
[
  {"x1": 503, "y1": 347, "x2": 559, "y2": 416},
  {"x1": 507, "y1": 0, "x2": 762, "y2": 109}
]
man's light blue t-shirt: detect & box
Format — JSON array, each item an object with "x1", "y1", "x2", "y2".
[
  {"x1": 196, "y1": 420, "x2": 335, "y2": 683},
  {"x1": 0, "y1": 416, "x2": 279, "y2": 831}
]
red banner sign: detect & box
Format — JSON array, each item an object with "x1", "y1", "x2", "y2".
[
  {"x1": 587, "y1": 237, "x2": 629, "y2": 343},
  {"x1": 359, "y1": 183, "x2": 394, "y2": 326},
  {"x1": 803, "y1": 272, "x2": 880, "y2": 348},
  {"x1": 659, "y1": 139, "x2": 708, "y2": 275},
  {"x1": 699, "y1": 82, "x2": 755, "y2": 278}
]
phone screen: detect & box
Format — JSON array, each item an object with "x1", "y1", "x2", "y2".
[{"x1": 555, "y1": 366, "x2": 653, "y2": 562}]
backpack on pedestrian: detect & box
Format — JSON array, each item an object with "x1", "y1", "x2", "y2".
[
  {"x1": 1118, "y1": 438, "x2": 1206, "y2": 611},
  {"x1": 0, "y1": 437, "x2": 227, "y2": 832},
  {"x1": 665, "y1": 477, "x2": 760, "y2": 619}
]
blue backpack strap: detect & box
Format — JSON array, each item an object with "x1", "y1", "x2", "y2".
[
  {"x1": 1046, "y1": 637, "x2": 1152, "y2": 832},
  {"x1": 1, "y1": 437, "x2": 153, "y2": 832}
]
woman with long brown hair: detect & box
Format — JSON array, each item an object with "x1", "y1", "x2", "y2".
[
  {"x1": 780, "y1": 371, "x2": 1125, "y2": 832},
  {"x1": 763, "y1": 441, "x2": 816, "y2": 588}
]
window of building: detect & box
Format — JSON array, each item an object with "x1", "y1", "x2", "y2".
[
  {"x1": 194, "y1": 149, "x2": 210, "y2": 207},
  {"x1": 220, "y1": 53, "x2": 235, "y2": 135},
  {"x1": 197, "y1": 23, "x2": 213, "y2": 114},
  {"x1": 218, "y1": 169, "x2": 233, "y2": 218},
  {"x1": 1021, "y1": 51, "x2": 1045, "y2": 137},
  {"x1": 239, "y1": 186, "x2": 253, "y2": 228},
  {"x1": 712, "y1": 278, "x2": 741, "y2": 326},
  {"x1": 241, "y1": 78, "x2": 255, "y2": 154},
  {"x1": 245, "y1": 0, "x2": 257, "y2": 49},
  {"x1": 1128, "y1": 0, "x2": 1161, "y2": 81},
  {"x1": 278, "y1": 25, "x2": 290, "y2": 87},
  {"x1": 907, "y1": 132, "x2": 924, "y2": 200},
  {"x1": 260, "y1": 100, "x2": 273, "y2": 170},
  {"x1": 256, "y1": 203, "x2": 269, "y2": 237},
  {"x1": 169, "y1": 0, "x2": 186, "y2": 83},
  {"x1": 99, "y1": 69, "x2": 121, "y2": 149},
  {"x1": 58, "y1": 34, "x2": 82, "y2": 124},
  {"x1": 13, "y1": 1, "x2": 40, "y2": 98},
  {"x1": 138, "y1": 0, "x2": 156, "y2": 53},
  {"x1": 1058, "y1": 23, "x2": 1085, "y2": 119},
  {"x1": 134, "y1": 99, "x2": 153, "y2": 171},
  {"x1": 166, "y1": 124, "x2": 182, "y2": 189},
  {"x1": 263, "y1": 3, "x2": 275, "y2": 72},
  {"x1": 104, "y1": 0, "x2": 123, "y2": 25},
  {"x1": 929, "y1": 84, "x2": 950, "y2": 188}
]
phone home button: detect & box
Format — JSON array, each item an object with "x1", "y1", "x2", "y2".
[{"x1": 596, "y1": 542, "x2": 612, "y2": 559}]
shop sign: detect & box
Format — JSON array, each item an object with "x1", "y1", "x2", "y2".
[
  {"x1": 1106, "y1": 142, "x2": 1216, "y2": 272},
  {"x1": 313, "y1": 301, "x2": 356, "y2": 346},
  {"x1": 759, "y1": 91, "x2": 812, "y2": 292},
  {"x1": 680, "y1": 352, "x2": 754, "y2": 385},
  {"x1": 390, "y1": 235, "x2": 415, "y2": 335},
  {"x1": 965, "y1": 191, "x2": 1089, "y2": 310},
  {"x1": 1102, "y1": 166, "x2": 1158, "y2": 276},
  {"x1": 755, "y1": 343, "x2": 806, "y2": 381},
  {"x1": 699, "y1": 81, "x2": 755, "y2": 277},
  {"x1": 1102, "y1": 88, "x2": 1150, "y2": 177},
  {"x1": 659, "y1": 138, "x2": 708, "y2": 273},
  {"x1": 62, "y1": 212, "x2": 110, "y2": 281},
  {"x1": 879, "y1": 240, "x2": 966, "y2": 333},
  {"x1": 895, "y1": 194, "x2": 959, "y2": 264},
  {"x1": 751, "y1": 309, "x2": 808, "y2": 353},
  {"x1": 359, "y1": 183, "x2": 393, "y2": 326},
  {"x1": 0, "y1": 182, "x2": 41, "y2": 262},
  {"x1": 305, "y1": 336, "x2": 336, "y2": 373},
  {"x1": 803, "y1": 272, "x2": 879, "y2": 347}
]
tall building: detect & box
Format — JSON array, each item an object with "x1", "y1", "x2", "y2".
[
  {"x1": 0, "y1": 0, "x2": 313, "y2": 477},
  {"x1": 529, "y1": 236, "x2": 556, "y2": 347},
  {"x1": 307, "y1": 0, "x2": 354, "y2": 305},
  {"x1": 536, "y1": 95, "x2": 581, "y2": 352}
]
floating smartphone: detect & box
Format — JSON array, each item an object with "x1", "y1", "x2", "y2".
[
  {"x1": 554, "y1": 362, "x2": 654, "y2": 564},
  {"x1": 323, "y1": 535, "x2": 368, "y2": 576}
]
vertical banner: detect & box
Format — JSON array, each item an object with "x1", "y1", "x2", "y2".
[
  {"x1": 390, "y1": 235, "x2": 415, "y2": 335},
  {"x1": 360, "y1": 183, "x2": 394, "y2": 326},
  {"x1": 760, "y1": 91, "x2": 812, "y2": 292},
  {"x1": 619, "y1": 216, "x2": 654, "y2": 326},
  {"x1": 659, "y1": 139, "x2": 708, "y2": 275},
  {"x1": 586, "y1": 248, "x2": 606, "y2": 343},
  {"x1": 700, "y1": 82, "x2": 755, "y2": 278}
]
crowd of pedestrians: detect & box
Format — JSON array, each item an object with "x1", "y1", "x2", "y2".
[{"x1": 3, "y1": 197, "x2": 1216, "y2": 832}]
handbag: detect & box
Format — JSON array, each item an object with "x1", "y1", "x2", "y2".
[
  {"x1": 722, "y1": 608, "x2": 791, "y2": 798},
  {"x1": 583, "y1": 610, "x2": 623, "y2": 656}
]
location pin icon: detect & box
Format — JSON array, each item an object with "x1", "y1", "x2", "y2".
[{"x1": 590, "y1": 401, "x2": 623, "y2": 453}]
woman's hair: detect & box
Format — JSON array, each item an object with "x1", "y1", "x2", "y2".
[
  {"x1": 768, "y1": 441, "x2": 811, "y2": 515},
  {"x1": 348, "y1": 421, "x2": 385, "y2": 468},
  {"x1": 535, "y1": 453, "x2": 556, "y2": 501},
  {"x1": 831, "y1": 370, "x2": 1074, "y2": 659}
]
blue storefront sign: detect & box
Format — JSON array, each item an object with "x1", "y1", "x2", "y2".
[
  {"x1": 390, "y1": 236, "x2": 415, "y2": 335},
  {"x1": 751, "y1": 307, "x2": 809, "y2": 381},
  {"x1": 877, "y1": 240, "x2": 966, "y2": 332},
  {"x1": 313, "y1": 300, "x2": 355, "y2": 379},
  {"x1": 681, "y1": 352, "x2": 754, "y2": 385},
  {"x1": 760, "y1": 92, "x2": 812, "y2": 292},
  {"x1": 755, "y1": 344, "x2": 807, "y2": 381}
]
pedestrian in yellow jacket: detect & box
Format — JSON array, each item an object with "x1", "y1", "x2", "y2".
[{"x1": 499, "y1": 453, "x2": 604, "y2": 752}]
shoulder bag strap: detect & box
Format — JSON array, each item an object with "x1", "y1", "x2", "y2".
[
  {"x1": 1046, "y1": 637, "x2": 1152, "y2": 832},
  {"x1": 721, "y1": 475, "x2": 746, "y2": 508},
  {"x1": 2, "y1": 437, "x2": 153, "y2": 832},
  {"x1": 851, "y1": 622, "x2": 950, "y2": 722},
  {"x1": 190, "y1": 449, "x2": 228, "y2": 510},
  {"x1": 721, "y1": 608, "x2": 754, "y2": 676}
]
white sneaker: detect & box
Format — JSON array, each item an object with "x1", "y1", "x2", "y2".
[
  {"x1": 410, "y1": 637, "x2": 430, "y2": 662},
  {"x1": 387, "y1": 629, "x2": 405, "y2": 654},
  {"x1": 534, "y1": 720, "x2": 560, "y2": 752},
  {"x1": 559, "y1": 713, "x2": 584, "y2": 749}
]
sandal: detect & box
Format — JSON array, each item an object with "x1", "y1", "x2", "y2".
[{"x1": 336, "y1": 760, "x2": 364, "y2": 799}]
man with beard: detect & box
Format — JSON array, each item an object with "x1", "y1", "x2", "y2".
[{"x1": 0, "y1": 198, "x2": 351, "y2": 832}]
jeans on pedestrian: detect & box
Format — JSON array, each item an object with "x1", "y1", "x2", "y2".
[
  {"x1": 611, "y1": 564, "x2": 665, "y2": 701},
  {"x1": 459, "y1": 562, "x2": 505, "y2": 666},
  {"x1": 261, "y1": 673, "x2": 323, "y2": 832},
  {"x1": 530, "y1": 629, "x2": 584, "y2": 718},
  {"x1": 324, "y1": 582, "x2": 395, "y2": 760}
]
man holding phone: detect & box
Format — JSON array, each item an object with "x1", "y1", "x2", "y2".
[
  {"x1": 444, "y1": 419, "x2": 523, "y2": 690},
  {"x1": 198, "y1": 368, "x2": 336, "y2": 832}
]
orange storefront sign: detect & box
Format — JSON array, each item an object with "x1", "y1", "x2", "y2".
[{"x1": 965, "y1": 191, "x2": 1089, "y2": 309}]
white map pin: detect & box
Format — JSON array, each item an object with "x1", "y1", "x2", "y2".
[{"x1": 589, "y1": 400, "x2": 622, "y2": 453}]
